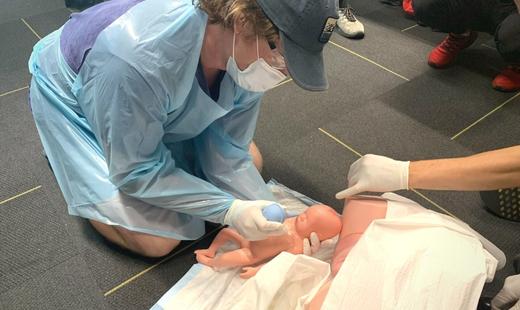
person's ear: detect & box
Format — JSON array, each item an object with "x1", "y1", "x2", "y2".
[
  {"x1": 233, "y1": 14, "x2": 253, "y2": 37},
  {"x1": 233, "y1": 16, "x2": 244, "y2": 35}
]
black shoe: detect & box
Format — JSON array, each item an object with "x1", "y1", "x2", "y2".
[
  {"x1": 380, "y1": 0, "x2": 403, "y2": 6},
  {"x1": 477, "y1": 296, "x2": 492, "y2": 310}
]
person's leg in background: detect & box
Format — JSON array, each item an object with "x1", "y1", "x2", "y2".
[
  {"x1": 380, "y1": 0, "x2": 403, "y2": 7},
  {"x1": 413, "y1": 0, "x2": 479, "y2": 68},
  {"x1": 65, "y1": 0, "x2": 104, "y2": 11},
  {"x1": 493, "y1": 13, "x2": 520, "y2": 91},
  {"x1": 379, "y1": 0, "x2": 415, "y2": 17},
  {"x1": 336, "y1": 0, "x2": 365, "y2": 39}
]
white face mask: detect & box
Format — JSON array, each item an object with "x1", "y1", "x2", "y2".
[{"x1": 226, "y1": 33, "x2": 287, "y2": 92}]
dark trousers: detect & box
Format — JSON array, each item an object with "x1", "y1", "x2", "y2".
[
  {"x1": 65, "y1": 0, "x2": 104, "y2": 10},
  {"x1": 413, "y1": 0, "x2": 520, "y2": 63}
]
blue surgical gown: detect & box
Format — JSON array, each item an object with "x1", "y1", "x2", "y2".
[{"x1": 28, "y1": 0, "x2": 275, "y2": 239}]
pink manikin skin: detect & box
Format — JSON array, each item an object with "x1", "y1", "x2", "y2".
[
  {"x1": 307, "y1": 198, "x2": 388, "y2": 310},
  {"x1": 194, "y1": 204, "x2": 342, "y2": 279}
]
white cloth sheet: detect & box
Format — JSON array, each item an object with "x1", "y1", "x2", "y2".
[
  {"x1": 154, "y1": 253, "x2": 330, "y2": 310},
  {"x1": 152, "y1": 192, "x2": 500, "y2": 310},
  {"x1": 322, "y1": 193, "x2": 497, "y2": 310}
]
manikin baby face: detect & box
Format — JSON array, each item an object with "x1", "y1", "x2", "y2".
[{"x1": 295, "y1": 205, "x2": 342, "y2": 240}]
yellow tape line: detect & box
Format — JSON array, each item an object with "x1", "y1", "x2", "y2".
[
  {"x1": 0, "y1": 86, "x2": 29, "y2": 98},
  {"x1": 273, "y1": 78, "x2": 293, "y2": 89},
  {"x1": 410, "y1": 189, "x2": 458, "y2": 219},
  {"x1": 401, "y1": 24, "x2": 419, "y2": 32},
  {"x1": 318, "y1": 128, "x2": 363, "y2": 157},
  {"x1": 0, "y1": 186, "x2": 42, "y2": 205},
  {"x1": 329, "y1": 41, "x2": 410, "y2": 81},
  {"x1": 104, "y1": 225, "x2": 223, "y2": 297},
  {"x1": 451, "y1": 92, "x2": 520, "y2": 140},
  {"x1": 20, "y1": 18, "x2": 42, "y2": 40}
]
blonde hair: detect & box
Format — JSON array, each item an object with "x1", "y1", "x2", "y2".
[{"x1": 197, "y1": 0, "x2": 279, "y2": 41}]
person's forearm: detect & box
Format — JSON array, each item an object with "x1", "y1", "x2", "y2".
[
  {"x1": 409, "y1": 146, "x2": 520, "y2": 191},
  {"x1": 515, "y1": 0, "x2": 520, "y2": 13}
]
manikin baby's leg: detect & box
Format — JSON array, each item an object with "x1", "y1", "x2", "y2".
[
  {"x1": 197, "y1": 248, "x2": 256, "y2": 269},
  {"x1": 195, "y1": 228, "x2": 253, "y2": 267},
  {"x1": 197, "y1": 228, "x2": 249, "y2": 256}
]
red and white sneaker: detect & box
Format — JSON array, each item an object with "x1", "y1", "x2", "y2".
[
  {"x1": 427, "y1": 32, "x2": 478, "y2": 69},
  {"x1": 492, "y1": 65, "x2": 520, "y2": 92}
]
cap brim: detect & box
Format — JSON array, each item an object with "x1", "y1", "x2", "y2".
[{"x1": 280, "y1": 32, "x2": 328, "y2": 91}]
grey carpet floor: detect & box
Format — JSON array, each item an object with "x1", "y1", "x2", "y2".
[{"x1": 1, "y1": 1, "x2": 519, "y2": 309}]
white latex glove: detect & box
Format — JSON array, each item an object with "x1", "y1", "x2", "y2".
[
  {"x1": 303, "y1": 232, "x2": 338, "y2": 261},
  {"x1": 223, "y1": 199, "x2": 287, "y2": 241},
  {"x1": 335, "y1": 154, "x2": 410, "y2": 199},
  {"x1": 492, "y1": 274, "x2": 520, "y2": 310}
]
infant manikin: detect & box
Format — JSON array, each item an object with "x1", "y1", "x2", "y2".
[{"x1": 195, "y1": 204, "x2": 342, "y2": 279}]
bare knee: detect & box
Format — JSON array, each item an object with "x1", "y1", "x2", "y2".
[
  {"x1": 89, "y1": 220, "x2": 181, "y2": 257},
  {"x1": 130, "y1": 234, "x2": 181, "y2": 258},
  {"x1": 249, "y1": 141, "x2": 263, "y2": 172}
]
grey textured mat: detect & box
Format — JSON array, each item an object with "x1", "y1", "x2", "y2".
[
  {"x1": 0, "y1": 191, "x2": 78, "y2": 293},
  {"x1": 377, "y1": 71, "x2": 511, "y2": 137},
  {"x1": 458, "y1": 96, "x2": 520, "y2": 152},
  {"x1": 24, "y1": 8, "x2": 72, "y2": 37},
  {"x1": 0, "y1": 19, "x2": 38, "y2": 94},
  {"x1": 0, "y1": 255, "x2": 109, "y2": 310},
  {"x1": 105, "y1": 227, "x2": 222, "y2": 310},
  {"x1": 1, "y1": 0, "x2": 519, "y2": 308},
  {"x1": 0, "y1": 90, "x2": 42, "y2": 202},
  {"x1": 0, "y1": 0, "x2": 65, "y2": 24},
  {"x1": 331, "y1": 23, "x2": 432, "y2": 80}
]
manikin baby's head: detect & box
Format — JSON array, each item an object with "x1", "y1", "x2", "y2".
[{"x1": 295, "y1": 205, "x2": 342, "y2": 240}]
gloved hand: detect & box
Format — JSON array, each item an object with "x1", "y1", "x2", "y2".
[
  {"x1": 224, "y1": 199, "x2": 287, "y2": 241},
  {"x1": 492, "y1": 274, "x2": 520, "y2": 310},
  {"x1": 303, "y1": 232, "x2": 338, "y2": 261},
  {"x1": 335, "y1": 154, "x2": 410, "y2": 199}
]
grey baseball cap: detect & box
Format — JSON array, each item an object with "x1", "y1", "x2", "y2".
[{"x1": 256, "y1": 0, "x2": 339, "y2": 91}]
